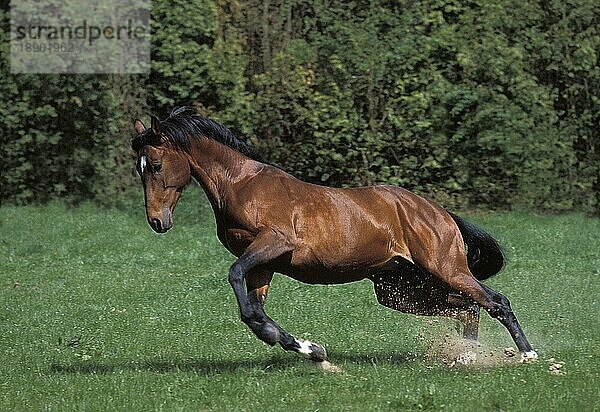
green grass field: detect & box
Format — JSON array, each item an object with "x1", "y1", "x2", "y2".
[{"x1": 1, "y1": 188, "x2": 599, "y2": 411}]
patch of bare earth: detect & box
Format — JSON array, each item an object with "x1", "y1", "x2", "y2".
[
  {"x1": 419, "y1": 322, "x2": 535, "y2": 368},
  {"x1": 547, "y1": 358, "x2": 566, "y2": 375}
]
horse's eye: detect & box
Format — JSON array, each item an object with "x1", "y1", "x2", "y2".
[{"x1": 152, "y1": 163, "x2": 162, "y2": 173}]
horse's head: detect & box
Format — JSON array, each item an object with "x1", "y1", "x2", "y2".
[{"x1": 132, "y1": 116, "x2": 191, "y2": 233}]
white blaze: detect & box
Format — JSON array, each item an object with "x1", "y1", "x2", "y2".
[{"x1": 140, "y1": 156, "x2": 147, "y2": 174}]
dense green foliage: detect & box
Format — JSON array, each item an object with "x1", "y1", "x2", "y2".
[
  {"x1": 1, "y1": 1, "x2": 598, "y2": 212},
  {"x1": 1, "y1": 198, "x2": 599, "y2": 410}
]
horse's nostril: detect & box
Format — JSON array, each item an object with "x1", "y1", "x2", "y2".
[{"x1": 152, "y1": 218, "x2": 162, "y2": 231}]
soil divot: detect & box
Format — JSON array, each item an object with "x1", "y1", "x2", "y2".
[{"x1": 423, "y1": 329, "x2": 525, "y2": 368}]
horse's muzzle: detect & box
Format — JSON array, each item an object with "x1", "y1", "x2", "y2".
[{"x1": 149, "y1": 210, "x2": 173, "y2": 233}]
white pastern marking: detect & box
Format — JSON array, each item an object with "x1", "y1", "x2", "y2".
[
  {"x1": 296, "y1": 339, "x2": 315, "y2": 356},
  {"x1": 520, "y1": 350, "x2": 538, "y2": 363},
  {"x1": 140, "y1": 155, "x2": 147, "y2": 174}
]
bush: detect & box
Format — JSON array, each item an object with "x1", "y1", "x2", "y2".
[{"x1": 1, "y1": 1, "x2": 598, "y2": 214}]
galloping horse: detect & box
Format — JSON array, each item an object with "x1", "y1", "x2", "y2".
[{"x1": 131, "y1": 107, "x2": 537, "y2": 366}]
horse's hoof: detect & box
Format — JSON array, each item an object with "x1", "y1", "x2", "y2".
[
  {"x1": 296, "y1": 338, "x2": 327, "y2": 362},
  {"x1": 309, "y1": 343, "x2": 327, "y2": 362},
  {"x1": 314, "y1": 360, "x2": 342, "y2": 373},
  {"x1": 520, "y1": 350, "x2": 538, "y2": 363}
]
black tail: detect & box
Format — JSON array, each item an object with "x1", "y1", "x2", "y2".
[{"x1": 449, "y1": 212, "x2": 504, "y2": 281}]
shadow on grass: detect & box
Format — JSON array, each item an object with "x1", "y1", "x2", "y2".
[
  {"x1": 49, "y1": 356, "x2": 297, "y2": 375},
  {"x1": 48, "y1": 350, "x2": 421, "y2": 375},
  {"x1": 329, "y1": 350, "x2": 421, "y2": 366}
]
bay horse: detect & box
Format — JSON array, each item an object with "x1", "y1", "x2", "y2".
[{"x1": 131, "y1": 106, "x2": 537, "y2": 366}]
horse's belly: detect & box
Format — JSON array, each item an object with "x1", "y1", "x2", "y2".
[
  {"x1": 278, "y1": 266, "x2": 372, "y2": 285},
  {"x1": 278, "y1": 245, "x2": 393, "y2": 284}
]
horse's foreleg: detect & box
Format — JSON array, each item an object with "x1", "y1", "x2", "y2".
[
  {"x1": 245, "y1": 289, "x2": 327, "y2": 362},
  {"x1": 228, "y1": 233, "x2": 328, "y2": 362},
  {"x1": 246, "y1": 270, "x2": 273, "y2": 306}
]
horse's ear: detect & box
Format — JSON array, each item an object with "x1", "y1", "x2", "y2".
[
  {"x1": 151, "y1": 115, "x2": 161, "y2": 135},
  {"x1": 134, "y1": 119, "x2": 146, "y2": 134}
]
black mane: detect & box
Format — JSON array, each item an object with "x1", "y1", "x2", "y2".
[{"x1": 131, "y1": 106, "x2": 262, "y2": 161}]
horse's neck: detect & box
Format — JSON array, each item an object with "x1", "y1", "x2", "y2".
[{"x1": 187, "y1": 138, "x2": 259, "y2": 212}]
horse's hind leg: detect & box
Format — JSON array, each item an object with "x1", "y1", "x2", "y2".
[
  {"x1": 414, "y1": 240, "x2": 536, "y2": 361},
  {"x1": 373, "y1": 264, "x2": 480, "y2": 341},
  {"x1": 432, "y1": 268, "x2": 536, "y2": 361},
  {"x1": 448, "y1": 294, "x2": 480, "y2": 341},
  {"x1": 461, "y1": 304, "x2": 480, "y2": 341},
  {"x1": 477, "y1": 283, "x2": 537, "y2": 361}
]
